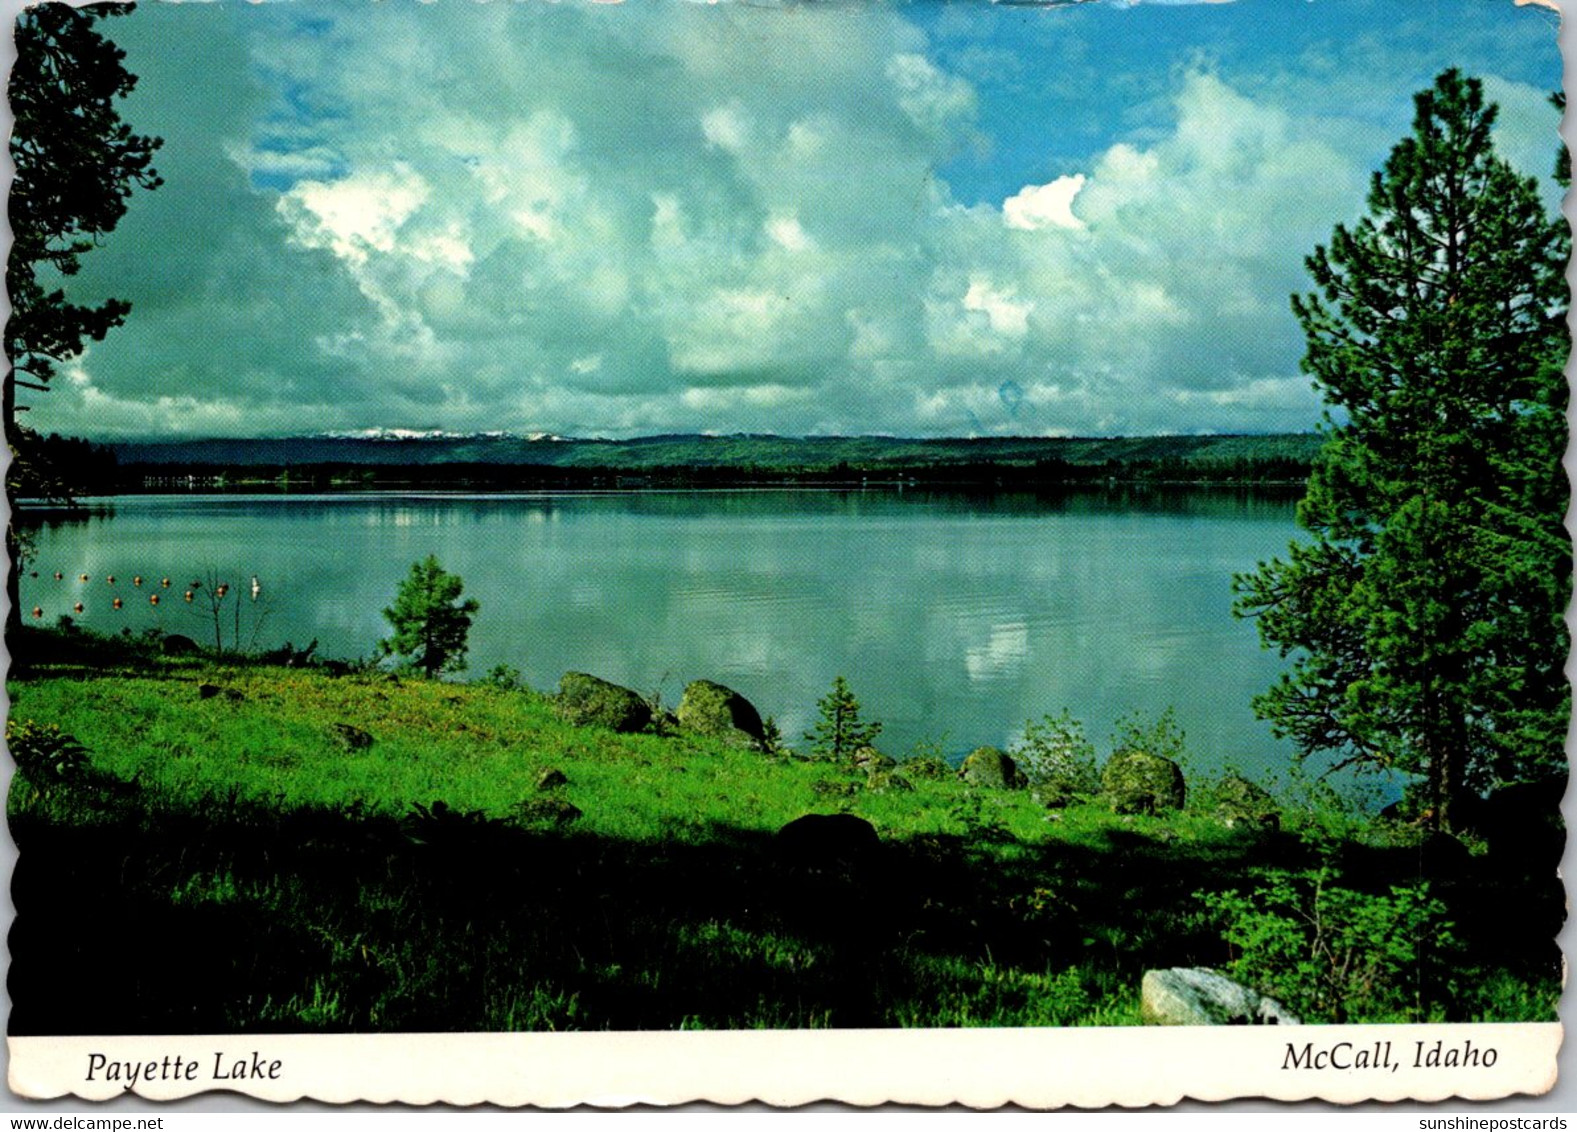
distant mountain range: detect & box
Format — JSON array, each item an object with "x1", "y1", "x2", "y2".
[{"x1": 111, "y1": 431, "x2": 1323, "y2": 473}]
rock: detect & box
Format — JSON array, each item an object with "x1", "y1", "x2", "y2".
[
  {"x1": 331, "y1": 723, "x2": 374, "y2": 751},
  {"x1": 536, "y1": 768, "x2": 569, "y2": 791},
  {"x1": 1214, "y1": 774, "x2": 1279, "y2": 830},
  {"x1": 900, "y1": 755, "x2": 950, "y2": 781},
  {"x1": 1140, "y1": 968, "x2": 1299, "y2": 1026},
  {"x1": 957, "y1": 747, "x2": 1027, "y2": 789},
  {"x1": 161, "y1": 634, "x2": 201, "y2": 656},
  {"x1": 1103, "y1": 752, "x2": 1186, "y2": 815},
  {"x1": 853, "y1": 746, "x2": 896, "y2": 773},
  {"x1": 1034, "y1": 782, "x2": 1079, "y2": 810},
  {"x1": 515, "y1": 798, "x2": 583, "y2": 827},
  {"x1": 811, "y1": 779, "x2": 860, "y2": 799},
  {"x1": 776, "y1": 813, "x2": 881, "y2": 863},
  {"x1": 676, "y1": 680, "x2": 765, "y2": 746},
  {"x1": 867, "y1": 770, "x2": 915, "y2": 793},
  {"x1": 556, "y1": 672, "x2": 652, "y2": 733}
]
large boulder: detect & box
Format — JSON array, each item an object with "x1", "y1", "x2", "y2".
[
  {"x1": 776, "y1": 813, "x2": 881, "y2": 865},
  {"x1": 958, "y1": 746, "x2": 1027, "y2": 790},
  {"x1": 1103, "y1": 752, "x2": 1185, "y2": 815},
  {"x1": 1213, "y1": 774, "x2": 1279, "y2": 831},
  {"x1": 676, "y1": 679, "x2": 765, "y2": 747},
  {"x1": 1140, "y1": 968, "x2": 1299, "y2": 1026},
  {"x1": 556, "y1": 672, "x2": 652, "y2": 733}
]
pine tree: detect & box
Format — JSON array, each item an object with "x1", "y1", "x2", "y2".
[
  {"x1": 379, "y1": 557, "x2": 481, "y2": 678},
  {"x1": 804, "y1": 676, "x2": 882, "y2": 762},
  {"x1": 1233, "y1": 71, "x2": 1569, "y2": 831}
]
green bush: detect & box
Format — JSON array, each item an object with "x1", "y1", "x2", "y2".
[
  {"x1": 1011, "y1": 710, "x2": 1099, "y2": 802},
  {"x1": 483, "y1": 664, "x2": 524, "y2": 691},
  {"x1": 1200, "y1": 868, "x2": 1458, "y2": 1022},
  {"x1": 1110, "y1": 707, "x2": 1187, "y2": 764},
  {"x1": 6, "y1": 718, "x2": 89, "y2": 783}
]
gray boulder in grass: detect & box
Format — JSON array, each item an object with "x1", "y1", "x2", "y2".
[
  {"x1": 556, "y1": 672, "x2": 652, "y2": 734},
  {"x1": 1140, "y1": 968, "x2": 1300, "y2": 1026},
  {"x1": 958, "y1": 746, "x2": 1027, "y2": 789},
  {"x1": 1103, "y1": 751, "x2": 1185, "y2": 815},
  {"x1": 1214, "y1": 774, "x2": 1280, "y2": 830},
  {"x1": 676, "y1": 680, "x2": 765, "y2": 746}
]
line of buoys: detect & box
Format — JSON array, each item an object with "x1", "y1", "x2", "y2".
[{"x1": 39, "y1": 571, "x2": 267, "y2": 617}]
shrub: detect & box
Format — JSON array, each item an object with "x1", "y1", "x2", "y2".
[
  {"x1": 1011, "y1": 710, "x2": 1100, "y2": 803},
  {"x1": 7, "y1": 718, "x2": 89, "y2": 783},
  {"x1": 378, "y1": 557, "x2": 480, "y2": 678},
  {"x1": 1200, "y1": 868, "x2": 1458, "y2": 1023},
  {"x1": 1110, "y1": 707, "x2": 1187, "y2": 764},
  {"x1": 483, "y1": 664, "x2": 524, "y2": 691}
]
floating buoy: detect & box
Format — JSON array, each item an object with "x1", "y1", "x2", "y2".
[
  {"x1": 161, "y1": 577, "x2": 171, "y2": 588},
  {"x1": 53, "y1": 572, "x2": 62, "y2": 581},
  {"x1": 216, "y1": 584, "x2": 230, "y2": 598},
  {"x1": 106, "y1": 575, "x2": 115, "y2": 584},
  {"x1": 184, "y1": 590, "x2": 194, "y2": 603},
  {"x1": 73, "y1": 603, "x2": 83, "y2": 614},
  {"x1": 191, "y1": 580, "x2": 202, "y2": 590},
  {"x1": 80, "y1": 574, "x2": 90, "y2": 583},
  {"x1": 149, "y1": 593, "x2": 159, "y2": 606},
  {"x1": 30, "y1": 606, "x2": 42, "y2": 619},
  {"x1": 112, "y1": 598, "x2": 123, "y2": 610},
  {"x1": 133, "y1": 576, "x2": 143, "y2": 587}
]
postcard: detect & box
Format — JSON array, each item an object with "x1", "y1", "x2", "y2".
[{"x1": 3, "y1": 0, "x2": 1569, "y2": 1109}]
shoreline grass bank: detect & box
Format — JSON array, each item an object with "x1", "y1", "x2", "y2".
[{"x1": 6, "y1": 626, "x2": 1562, "y2": 1032}]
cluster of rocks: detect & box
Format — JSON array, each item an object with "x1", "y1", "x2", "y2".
[
  {"x1": 548, "y1": 670, "x2": 1294, "y2": 830},
  {"x1": 554, "y1": 672, "x2": 771, "y2": 750}
]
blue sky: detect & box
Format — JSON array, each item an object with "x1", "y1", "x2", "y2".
[{"x1": 27, "y1": 0, "x2": 1566, "y2": 440}]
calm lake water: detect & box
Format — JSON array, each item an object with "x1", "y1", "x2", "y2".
[{"x1": 20, "y1": 488, "x2": 1306, "y2": 780}]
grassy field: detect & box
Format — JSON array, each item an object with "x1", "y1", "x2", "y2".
[{"x1": 6, "y1": 626, "x2": 1562, "y2": 1033}]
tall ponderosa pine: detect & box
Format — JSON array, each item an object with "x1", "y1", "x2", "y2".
[
  {"x1": 380, "y1": 557, "x2": 481, "y2": 678},
  {"x1": 1233, "y1": 70, "x2": 1569, "y2": 831},
  {"x1": 804, "y1": 676, "x2": 882, "y2": 762}
]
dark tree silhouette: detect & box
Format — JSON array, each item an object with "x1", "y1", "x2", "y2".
[{"x1": 6, "y1": 2, "x2": 161, "y2": 635}]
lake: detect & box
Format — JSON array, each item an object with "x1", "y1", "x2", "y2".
[{"x1": 19, "y1": 487, "x2": 1307, "y2": 781}]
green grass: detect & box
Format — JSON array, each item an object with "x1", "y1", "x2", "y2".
[{"x1": 6, "y1": 627, "x2": 1562, "y2": 1033}]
